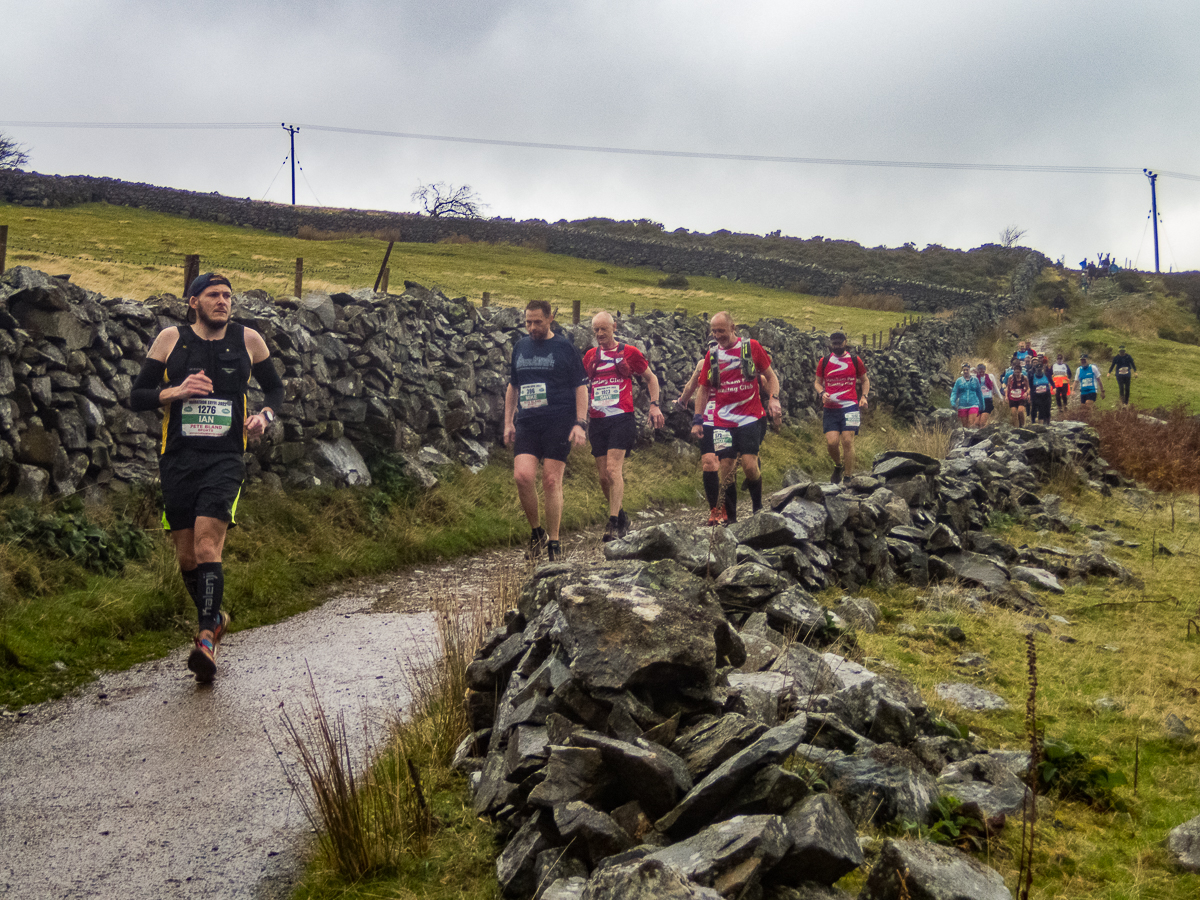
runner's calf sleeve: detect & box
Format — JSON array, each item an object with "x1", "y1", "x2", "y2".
[
  {"x1": 746, "y1": 477, "x2": 763, "y2": 512},
  {"x1": 181, "y1": 567, "x2": 200, "y2": 611},
  {"x1": 724, "y1": 478, "x2": 738, "y2": 520},
  {"x1": 702, "y1": 470, "x2": 720, "y2": 509},
  {"x1": 195, "y1": 562, "x2": 224, "y2": 633}
]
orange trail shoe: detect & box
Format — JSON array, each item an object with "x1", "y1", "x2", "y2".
[{"x1": 706, "y1": 507, "x2": 728, "y2": 526}]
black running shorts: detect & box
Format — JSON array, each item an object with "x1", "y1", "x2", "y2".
[
  {"x1": 159, "y1": 449, "x2": 245, "y2": 532},
  {"x1": 513, "y1": 415, "x2": 575, "y2": 463},
  {"x1": 713, "y1": 418, "x2": 767, "y2": 460},
  {"x1": 822, "y1": 406, "x2": 861, "y2": 435},
  {"x1": 983, "y1": 398, "x2": 995, "y2": 414},
  {"x1": 699, "y1": 425, "x2": 716, "y2": 456},
  {"x1": 588, "y1": 412, "x2": 637, "y2": 457}
]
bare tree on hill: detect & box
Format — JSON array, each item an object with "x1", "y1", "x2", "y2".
[
  {"x1": 1000, "y1": 224, "x2": 1028, "y2": 248},
  {"x1": 0, "y1": 132, "x2": 31, "y2": 170},
  {"x1": 411, "y1": 181, "x2": 486, "y2": 218}
]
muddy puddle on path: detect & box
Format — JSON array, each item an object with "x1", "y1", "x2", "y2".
[{"x1": 0, "y1": 586, "x2": 446, "y2": 900}]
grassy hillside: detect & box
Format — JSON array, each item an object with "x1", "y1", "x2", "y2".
[{"x1": 0, "y1": 202, "x2": 908, "y2": 339}]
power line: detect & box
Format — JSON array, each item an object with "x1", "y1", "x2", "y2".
[{"x1": 3, "y1": 119, "x2": 1199, "y2": 181}]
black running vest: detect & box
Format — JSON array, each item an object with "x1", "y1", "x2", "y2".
[{"x1": 161, "y1": 324, "x2": 252, "y2": 454}]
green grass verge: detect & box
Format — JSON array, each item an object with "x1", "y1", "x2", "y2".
[{"x1": 1, "y1": 201, "x2": 908, "y2": 339}]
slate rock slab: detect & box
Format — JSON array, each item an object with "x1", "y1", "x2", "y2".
[
  {"x1": 859, "y1": 838, "x2": 1012, "y2": 900},
  {"x1": 771, "y1": 793, "x2": 864, "y2": 886},
  {"x1": 936, "y1": 683, "x2": 1009, "y2": 712},
  {"x1": 657, "y1": 713, "x2": 809, "y2": 837},
  {"x1": 1167, "y1": 813, "x2": 1200, "y2": 873},
  {"x1": 822, "y1": 750, "x2": 939, "y2": 827},
  {"x1": 671, "y1": 713, "x2": 769, "y2": 780},
  {"x1": 939, "y1": 552, "x2": 1010, "y2": 591},
  {"x1": 554, "y1": 560, "x2": 732, "y2": 691},
  {"x1": 647, "y1": 814, "x2": 790, "y2": 893},
  {"x1": 605, "y1": 522, "x2": 738, "y2": 577},
  {"x1": 1010, "y1": 565, "x2": 1064, "y2": 594},
  {"x1": 581, "y1": 858, "x2": 725, "y2": 900}
]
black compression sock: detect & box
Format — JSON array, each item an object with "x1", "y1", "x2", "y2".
[
  {"x1": 181, "y1": 567, "x2": 200, "y2": 612},
  {"x1": 746, "y1": 478, "x2": 763, "y2": 512},
  {"x1": 724, "y1": 479, "x2": 738, "y2": 522},
  {"x1": 702, "y1": 470, "x2": 720, "y2": 508},
  {"x1": 195, "y1": 562, "x2": 224, "y2": 633}
]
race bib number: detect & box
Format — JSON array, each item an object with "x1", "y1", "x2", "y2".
[
  {"x1": 519, "y1": 382, "x2": 548, "y2": 410},
  {"x1": 1081, "y1": 377, "x2": 1094, "y2": 389},
  {"x1": 1036, "y1": 384, "x2": 1049, "y2": 393},
  {"x1": 181, "y1": 399, "x2": 233, "y2": 437},
  {"x1": 591, "y1": 384, "x2": 621, "y2": 409},
  {"x1": 713, "y1": 429, "x2": 733, "y2": 452},
  {"x1": 1118, "y1": 367, "x2": 1130, "y2": 375},
  {"x1": 844, "y1": 410, "x2": 861, "y2": 427}
]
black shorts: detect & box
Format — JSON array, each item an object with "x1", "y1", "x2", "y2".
[
  {"x1": 982, "y1": 398, "x2": 995, "y2": 414},
  {"x1": 514, "y1": 415, "x2": 575, "y2": 463},
  {"x1": 822, "y1": 406, "x2": 862, "y2": 435},
  {"x1": 699, "y1": 424, "x2": 716, "y2": 456},
  {"x1": 589, "y1": 412, "x2": 637, "y2": 457},
  {"x1": 713, "y1": 419, "x2": 768, "y2": 460},
  {"x1": 159, "y1": 449, "x2": 245, "y2": 532},
  {"x1": 1009, "y1": 400, "x2": 1029, "y2": 412}
]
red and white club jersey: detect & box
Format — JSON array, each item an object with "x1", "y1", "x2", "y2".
[
  {"x1": 698, "y1": 338, "x2": 772, "y2": 428},
  {"x1": 817, "y1": 352, "x2": 867, "y2": 409},
  {"x1": 583, "y1": 342, "x2": 650, "y2": 419}
]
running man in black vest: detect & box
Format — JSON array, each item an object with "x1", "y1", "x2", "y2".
[
  {"x1": 1108, "y1": 346, "x2": 1138, "y2": 405},
  {"x1": 129, "y1": 273, "x2": 285, "y2": 683}
]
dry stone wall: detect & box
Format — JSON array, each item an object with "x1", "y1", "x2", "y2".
[
  {"x1": 0, "y1": 257, "x2": 1035, "y2": 501},
  {"x1": 0, "y1": 170, "x2": 1029, "y2": 312}
]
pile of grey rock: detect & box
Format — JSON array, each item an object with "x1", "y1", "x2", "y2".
[{"x1": 458, "y1": 424, "x2": 1135, "y2": 899}]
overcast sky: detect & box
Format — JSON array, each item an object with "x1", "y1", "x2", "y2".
[{"x1": 4, "y1": 0, "x2": 1199, "y2": 270}]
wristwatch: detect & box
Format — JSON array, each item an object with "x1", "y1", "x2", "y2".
[
  {"x1": 260, "y1": 408, "x2": 276, "y2": 425},
  {"x1": 575, "y1": 419, "x2": 588, "y2": 429}
]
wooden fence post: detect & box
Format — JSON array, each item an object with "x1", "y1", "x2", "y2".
[
  {"x1": 294, "y1": 257, "x2": 303, "y2": 298},
  {"x1": 862, "y1": 333, "x2": 867, "y2": 348},
  {"x1": 572, "y1": 300, "x2": 581, "y2": 325},
  {"x1": 0, "y1": 225, "x2": 8, "y2": 274},
  {"x1": 380, "y1": 267, "x2": 390, "y2": 294},
  {"x1": 183, "y1": 254, "x2": 200, "y2": 296},
  {"x1": 482, "y1": 291, "x2": 490, "y2": 308},
  {"x1": 374, "y1": 240, "x2": 395, "y2": 292},
  {"x1": 629, "y1": 301, "x2": 636, "y2": 316}
]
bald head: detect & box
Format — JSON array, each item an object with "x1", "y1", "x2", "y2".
[
  {"x1": 710, "y1": 311, "x2": 736, "y2": 348},
  {"x1": 591, "y1": 310, "x2": 617, "y2": 347}
]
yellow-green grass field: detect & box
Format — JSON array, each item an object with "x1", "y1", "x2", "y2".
[{"x1": 0, "y1": 201, "x2": 908, "y2": 340}]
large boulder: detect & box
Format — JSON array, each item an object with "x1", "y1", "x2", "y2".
[
  {"x1": 770, "y1": 794, "x2": 864, "y2": 886},
  {"x1": 822, "y1": 749, "x2": 939, "y2": 828},
  {"x1": 1167, "y1": 813, "x2": 1200, "y2": 873},
  {"x1": 858, "y1": 838, "x2": 1012, "y2": 900}
]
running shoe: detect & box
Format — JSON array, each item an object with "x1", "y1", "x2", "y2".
[
  {"x1": 616, "y1": 508, "x2": 630, "y2": 538},
  {"x1": 213, "y1": 610, "x2": 231, "y2": 648},
  {"x1": 602, "y1": 516, "x2": 619, "y2": 543},
  {"x1": 547, "y1": 540, "x2": 562, "y2": 562},
  {"x1": 706, "y1": 506, "x2": 728, "y2": 526},
  {"x1": 527, "y1": 526, "x2": 548, "y2": 561},
  {"x1": 831, "y1": 464, "x2": 845, "y2": 485},
  {"x1": 188, "y1": 637, "x2": 216, "y2": 683}
]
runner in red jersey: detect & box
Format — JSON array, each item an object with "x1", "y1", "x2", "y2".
[
  {"x1": 814, "y1": 332, "x2": 870, "y2": 484},
  {"x1": 692, "y1": 312, "x2": 782, "y2": 524},
  {"x1": 583, "y1": 311, "x2": 665, "y2": 541}
]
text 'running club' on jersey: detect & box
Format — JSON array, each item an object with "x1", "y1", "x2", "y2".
[
  {"x1": 583, "y1": 343, "x2": 649, "y2": 419},
  {"x1": 817, "y1": 352, "x2": 867, "y2": 410},
  {"x1": 699, "y1": 338, "x2": 772, "y2": 428}
]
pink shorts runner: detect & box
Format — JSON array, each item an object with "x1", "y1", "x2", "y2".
[{"x1": 957, "y1": 407, "x2": 979, "y2": 418}]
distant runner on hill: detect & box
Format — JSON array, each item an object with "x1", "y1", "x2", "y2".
[
  {"x1": 1073, "y1": 354, "x2": 1105, "y2": 408},
  {"x1": 1052, "y1": 353, "x2": 1073, "y2": 414},
  {"x1": 128, "y1": 272, "x2": 284, "y2": 684},
  {"x1": 1108, "y1": 346, "x2": 1137, "y2": 405},
  {"x1": 583, "y1": 311, "x2": 665, "y2": 542},
  {"x1": 950, "y1": 363, "x2": 982, "y2": 428},
  {"x1": 814, "y1": 332, "x2": 869, "y2": 483},
  {"x1": 692, "y1": 312, "x2": 782, "y2": 523},
  {"x1": 1005, "y1": 360, "x2": 1030, "y2": 427},
  {"x1": 1028, "y1": 356, "x2": 1053, "y2": 424},
  {"x1": 975, "y1": 363, "x2": 998, "y2": 426},
  {"x1": 504, "y1": 300, "x2": 589, "y2": 562}
]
